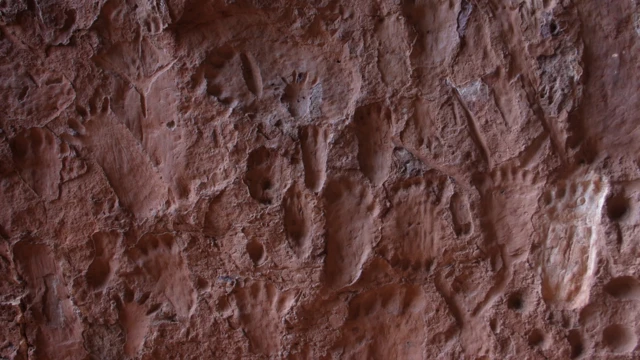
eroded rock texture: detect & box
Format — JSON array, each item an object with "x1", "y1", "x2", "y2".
[{"x1": 2, "y1": 0, "x2": 640, "y2": 358}]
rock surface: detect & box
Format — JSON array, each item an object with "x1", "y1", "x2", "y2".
[{"x1": 2, "y1": 0, "x2": 640, "y2": 358}]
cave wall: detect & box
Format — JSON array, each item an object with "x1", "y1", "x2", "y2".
[{"x1": 2, "y1": 0, "x2": 640, "y2": 358}]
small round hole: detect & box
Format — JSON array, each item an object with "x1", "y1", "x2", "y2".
[
  {"x1": 246, "y1": 240, "x2": 265, "y2": 265},
  {"x1": 507, "y1": 292, "x2": 524, "y2": 311},
  {"x1": 607, "y1": 193, "x2": 629, "y2": 221},
  {"x1": 528, "y1": 328, "x2": 545, "y2": 347},
  {"x1": 603, "y1": 324, "x2": 637, "y2": 354}
]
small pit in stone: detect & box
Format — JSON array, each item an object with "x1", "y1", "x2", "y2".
[
  {"x1": 246, "y1": 239, "x2": 265, "y2": 266},
  {"x1": 606, "y1": 193, "x2": 630, "y2": 221},
  {"x1": 507, "y1": 292, "x2": 524, "y2": 311},
  {"x1": 489, "y1": 318, "x2": 498, "y2": 333},
  {"x1": 528, "y1": 328, "x2": 545, "y2": 347},
  {"x1": 549, "y1": 21, "x2": 559, "y2": 36},
  {"x1": 196, "y1": 277, "x2": 209, "y2": 290},
  {"x1": 602, "y1": 324, "x2": 637, "y2": 354},
  {"x1": 568, "y1": 329, "x2": 583, "y2": 359},
  {"x1": 604, "y1": 276, "x2": 640, "y2": 300}
]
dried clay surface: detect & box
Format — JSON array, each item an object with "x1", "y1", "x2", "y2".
[{"x1": 2, "y1": 0, "x2": 640, "y2": 359}]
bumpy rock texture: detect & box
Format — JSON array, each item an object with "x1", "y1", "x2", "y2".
[{"x1": 2, "y1": 0, "x2": 640, "y2": 359}]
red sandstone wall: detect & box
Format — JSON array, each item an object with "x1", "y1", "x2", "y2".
[{"x1": 2, "y1": 0, "x2": 640, "y2": 358}]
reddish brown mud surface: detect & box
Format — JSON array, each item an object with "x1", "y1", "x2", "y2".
[{"x1": 2, "y1": 0, "x2": 640, "y2": 358}]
